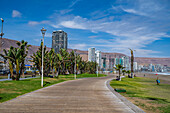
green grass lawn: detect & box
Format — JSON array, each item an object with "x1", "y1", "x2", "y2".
[
  {"x1": 0, "y1": 76, "x2": 8, "y2": 79},
  {"x1": 0, "y1": 73, "x2": 106, "y2": 103},
  {"x1": 110, "y1": 76, "x2": 170, "y2": 113}
]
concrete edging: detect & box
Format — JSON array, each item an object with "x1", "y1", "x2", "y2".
[{"x1": 106, "y1": 78, "x2": 145, "y2": 113}]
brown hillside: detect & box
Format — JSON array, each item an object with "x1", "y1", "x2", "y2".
[{"x1": 1, "y1": 38, "x2": 170, "y2": 66}]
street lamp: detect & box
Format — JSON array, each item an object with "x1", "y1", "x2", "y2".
[
  {"x1": 96, "y1": 56, "x2": 99, "y2": 77},
  {"x1": 0, "y1": 18, "x2": 4, "y2": 38},
  {"x1": 41, "y1": 27, "x2": 46, "y2": 87},
  {"x1": 0, "y1": 18, "x2": 4, "y2": 52},
  {"x1": 74, "y1": 49, "x2": 77, "y2": 79}
]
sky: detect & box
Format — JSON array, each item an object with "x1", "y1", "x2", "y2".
[{"x1": 0, "y1": 0, "x2": 170, "y2": 57}]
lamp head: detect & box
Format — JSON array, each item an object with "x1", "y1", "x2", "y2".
[
  {"x1": 41, "y1": 27, "x2": 46, "y2": 35},
  {"x1": 1, "y1": 18, "x2": 4, "y2": 22}
]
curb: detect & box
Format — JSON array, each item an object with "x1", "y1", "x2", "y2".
[{"x1": 106, "y1": 78, "x2": 145, "y2": 113}]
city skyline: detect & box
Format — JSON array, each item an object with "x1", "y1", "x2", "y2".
[{"x1": 1, "y1": 0, "x2": 170, "y2": 57}]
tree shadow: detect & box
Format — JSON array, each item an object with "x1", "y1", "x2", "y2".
[{"x1": 43, "y1": 81, "x2": 51, "y2": 87}]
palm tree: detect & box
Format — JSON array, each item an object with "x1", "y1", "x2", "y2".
[
  {"x1": 86, "y1": 61, "x2": 97, "y2": 74},
  {"x1": 0, "y1": 47, "x2": 15, "y2": 80},
  {"x1": 114, "y1": 64, "x2": 125, "y2": 81},
  {"x1": 68, "y1": 50, "x2": 75, "y2": 74},
  {"x1": 16, "y1": 40, "x2": 31, "y2": 78},
  {"x1": 0, "y1": 46, "x2": 23, "y2": 80},
  {"x1": 53, "y1": 53, "x2": 62, "y2": 78},
  {"x1": 12, "y1": 47, "x2": 22, "y2": 80},
  {"x1": 129, "y1": 48, "x2": 135, "y2": 78},
  {"x1": 30, "y1": 41, "x2": 49, "y2": 76},
  {"x1": 122, "y1": 70, "x2": 126, "y2": 75},
  {"x1": 126, "y1": 70, "x2": 131, "y2": 78},
  {"x1": 58, "y1": 49, "x2": 69, "y2": 75},
  {"x1": 48, "y1": 49, "x2": 55, "y2": 77}
]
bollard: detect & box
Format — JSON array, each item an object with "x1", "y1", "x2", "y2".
[{"x1": 8, "y1": 73, "x2": 10, "y2": 79}]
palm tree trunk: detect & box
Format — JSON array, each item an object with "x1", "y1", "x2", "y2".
[
  {"x1": 52, "y1": 67, "x2": 55, "y2": 77},
  {"x1": 119, "y1": 69, "x2": 121, "y2": 81},
  {"x1": 9, "y1": 60, "x2": 14, "y2": 80},
  {"x1": 16, "y1": 60, "x2": 20, "y2": 81},
  {"x1": 21, "y1": 63, "x2": 25, "y2": 78}
]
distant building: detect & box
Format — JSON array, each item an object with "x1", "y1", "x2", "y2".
[
  {"x1": 122, "y1": 56, "x2": 130, "y2": 70},
  {"x1": 101, "y1": 56, "x2": 106, "y2": 69},
  {"x1": 152, "y1": 65, "x2": 155, "y2": 72},
  {"x1": 155, "y1": 64, "x2": 162, "y2": 72},
  {"x1": 149, "y1": 64, "x2": 152, "y2": 71},
  {"x1": 0, "y1": 56, "x2": 7, "y2": 72},
  {"x1": 133, "y1": 62, "x2": 138, "y2": 71},
  {"x1": 95, "y1": 50, "x2": 102, "y2": 68},
  {"x1": 119, "y1": 59, "x2": 123, "y2": 65},
  {"x1": 52, "y1": 30, "x2": 68, "y2": 53},
  {"x1": 138, "y1": 65, "x2": 143, "y2": 71},
  {"x1": 115, "y1": 58, "x2": 119, "y2": 65},
  {"x1": 88, "y1": 48, "x2": 95, "y2": 62},
  {"x1": 109, "y1": 57, "x2": 115, "y2": 70}
]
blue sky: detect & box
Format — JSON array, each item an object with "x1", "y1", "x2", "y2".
[{"x1": 0, "y1": 0, "x2": 170, "y2": 57}]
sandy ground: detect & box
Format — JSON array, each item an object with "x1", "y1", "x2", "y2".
[{"x1": 135, "y1": 72, "x2": 170, "y2": 84}]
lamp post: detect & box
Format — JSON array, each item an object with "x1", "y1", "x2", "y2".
[
  {"x1": 41, "y1": 27, "x2": 46, "y2": 87},
  {"x1": 96, "y1": 56, "x2": 98, "y2": 77},
  {"x1": 0, "y1": 18, "x2": 4, "y2": 52},
  {"x1": 74, "y1": 49, "x2": 77, "y2": 79}
]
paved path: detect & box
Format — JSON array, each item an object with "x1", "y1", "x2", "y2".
[{"x1": 0, "y1": 76, "x2": 135, "y2": 113}]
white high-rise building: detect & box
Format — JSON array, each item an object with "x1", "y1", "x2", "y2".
[
  {"x1": 121, "y1": 56, "x2": 130, "y2": 70},
  {"x1": 95, "y1": 50, "x2": 102, "y2": 68},
  {"x1": 88, "y1": 48, "x2": 95, "y2": 62},
  {"x1": 133, "y1": 62, "x2": 138, "y2": 71}
]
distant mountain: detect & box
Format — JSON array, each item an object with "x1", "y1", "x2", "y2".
[
  {"x1": 0, "y1": 38, "x2": 51, "y2": 57},
  {"x1": 135, "y1": 57, "x2": 170, "y2": 66},
  {"x1": 1, "y1": 38, "x2": 170, "y2": 66}
]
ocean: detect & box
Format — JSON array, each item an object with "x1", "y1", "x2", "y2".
[{"x1": 142, "y1": 72, "x2": 170, "y2": 75}]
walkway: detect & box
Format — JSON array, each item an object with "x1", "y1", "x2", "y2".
[{"x1": 0, "y1": 76, "x2": 136, "y2": 113}]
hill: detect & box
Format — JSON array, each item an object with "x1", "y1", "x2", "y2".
[{"x1": 0, "y1": 38, "x2": 170, "y2": 66}]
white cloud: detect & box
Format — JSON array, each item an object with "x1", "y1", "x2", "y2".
[
  {"x1": 122, "y1": 8, "x2": 147, "y2": 16},
  {"x1": 12, "y1": 10, "x2": 22, "y2": 18},
  {"x1": 60, "y1": 9, "x2": 73, "y2": 14},
  {"x1": 116, "y1": 0, "x2": 165, "y2": 17},
  {"x1": 33, "y1": 38, "x2": 41, "y2": 42},
  {"x1": 28, "y1": 20, "x2": 49, "y2": 26},
  {"x1": 28, "y1": 21, "x2": 39, "y2": 25},
  {"x1": 58, "y1": 16, "x2": 87, "y2": 29},
  {"x1": 69, "y1": 0, "x2": 81, "y2": 8},
  {"x1": 60, "y1": 21, "x2": 86, "y2": 29}
]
